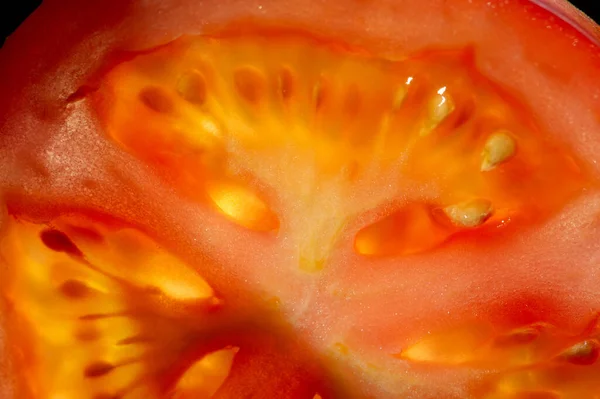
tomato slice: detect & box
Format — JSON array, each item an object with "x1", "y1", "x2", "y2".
[{"x1": 3, "y1": 1, "x2": 600, "y2": 398}]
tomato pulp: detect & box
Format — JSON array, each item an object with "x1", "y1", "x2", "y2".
[{"x1": 2, "y1": 0, "x2": 600, "y2": 398}]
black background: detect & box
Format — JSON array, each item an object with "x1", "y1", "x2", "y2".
[{"x1": 1, "y1": 0, "x2": 599, "y2": 46}]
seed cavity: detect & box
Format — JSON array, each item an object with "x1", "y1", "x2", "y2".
[
  {"x1": 396, "y1": 323, "x2": 494, "y2": 365},
  {"x1": 177, "y1": 70, "x2": 207, "y2": 105},
  {"x1": 443, "y1": 198, "x2": 493, "y2": 228},
  {"x1": 481, "y1": 130, "x2": 516, "y2": 171},
  {"x1": 84, "y1": 361, "x2": 116, "y2": 378},
  {"x1": 139, "y1": 86, "x2": 174, "y2": 114},
  {"x1": 40, "y1": 229, "x2": 83, "y2": 257},
  {"x1": 206, "y1": 179, "x2": 279, "y2": 232},
  {"x1": 355, "y1": 203, "x2": 449, "y2": 257},
  {"x1": 559, "y1": 339, "x2": 600, "y2": 365},
  {"x1": 59, "y1": 279, "x2": 93, "y2": 299},
  {"x1": 234, "y1": 66, "x2": 266, "y2": 104},
  {"x1": 174, "y1": 347, "x2": 238, "y2": 397}
]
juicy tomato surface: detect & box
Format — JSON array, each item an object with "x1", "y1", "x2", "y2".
[{"x1": 2, "y1": 0, "x2": 600, "y2": 398}]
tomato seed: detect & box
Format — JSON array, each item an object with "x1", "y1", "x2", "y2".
[
  {"x1": 420, "y1": 86, "x2": 454, "y2": 136},
  {"x1": 84, "y1": 361, "x2": 116, "y2": 378},
  {"x1": 59, "y1": 279, "x2": 93, "y2": 299},
  {"x1": 40, "y1": 229, "x2": 83, "y2": 257},
  {"x1": 481, "y1": 130, "x2": 516, "y2": 171},
  {"x1": 443, "y1": 199, "x2": 493, "y2": 228},
  {"x1": 559, "y1": 339, "x2": 600, "y2": 366}
]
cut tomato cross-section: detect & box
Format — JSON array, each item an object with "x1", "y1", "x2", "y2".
[
  {"x1": 3, "y1": 0, "x2": 600, "y2": 398},
  {"x1": 96, "y1": 31, "x2": 592, "y2": 261}
]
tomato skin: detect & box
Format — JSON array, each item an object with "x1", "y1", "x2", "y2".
[
  {"x1": 2, "y1": 1, "x2": 600, "y2": 398},
  {"x1": 531, "y1": 0, "x2": 600, "y2": 43}
]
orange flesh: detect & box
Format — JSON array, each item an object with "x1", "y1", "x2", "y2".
[
  {"x1": 98, "y1": 31, "x2": 589, "y2": 258},
  {"x1": 0, "y1": 216, "x2": 233, "y2": 399},
  {"x1": 1, "y1": 29, "x2": 599, "y2": 398}
]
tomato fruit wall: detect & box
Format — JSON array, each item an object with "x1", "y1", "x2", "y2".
[{"x1": 3, "y1": 0, "x2": 600, "y2": 398}]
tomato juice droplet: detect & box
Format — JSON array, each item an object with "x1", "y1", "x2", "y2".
[{"x1": 559, "y1": 340, "x2": 600, "y2": 365}]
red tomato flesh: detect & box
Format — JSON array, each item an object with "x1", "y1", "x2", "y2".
[{"x1": 3, "y1": 1, "x2": 600, "y2": 398}]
